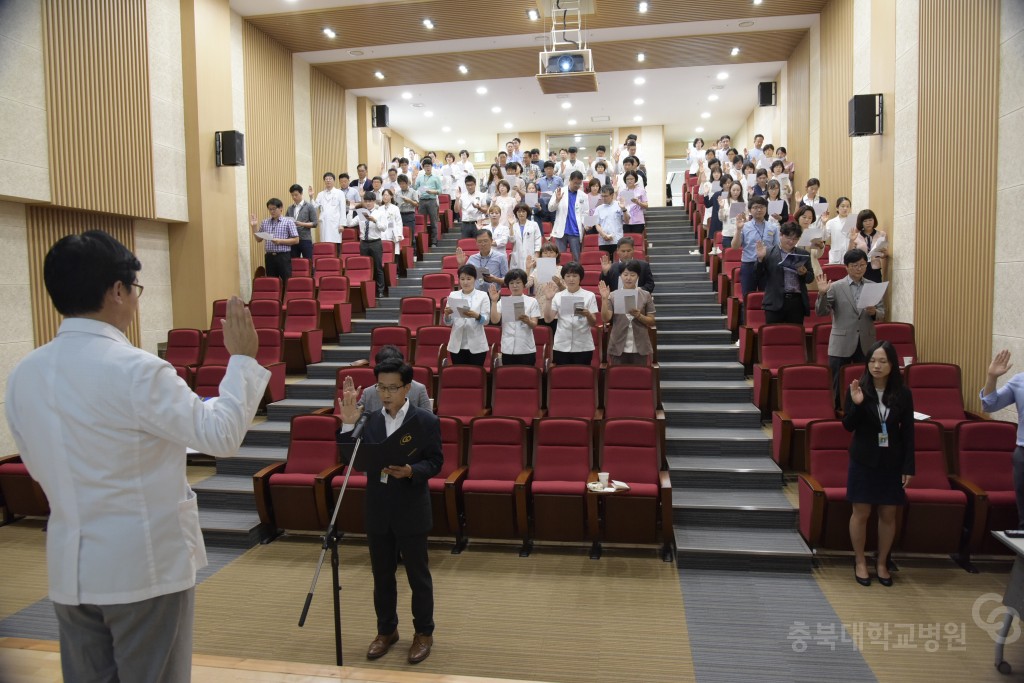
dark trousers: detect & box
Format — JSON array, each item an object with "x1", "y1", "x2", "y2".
[
  {"x1": 553, "y1": 349, "x2": 593, "y2": 366},
  {"x1": 291, "y1": 239, "x2": 313, "y2": 260},
  {"x1": 419, "y1": 199, "x2": 440, "y2": 244},
  {"x1": 360, "y1": 240, "x2": 386, "y2": 297},
  {"x1": 555, "y1": 234, "x2": 581, "y2": 263},
  {"x1": 1015, "y1": 447, "x2": 1024, "y2": 529},
  {"x1": 460, "y1": 221, "x2": 479, "y2": 239},
  {"x1": 501, "y1": 351, "x2": 537, "y2": 366},
  {"x1": 265, "y1": 252, "x2": 292, "y2": 282},
  {"x1": 401, "y1": 211, "x2": 416, "y2": 232},
  {"x1": 534, "y1": 206, "x2": 555, "y2": 228},
  {"x1": 451, "y1": 349, "x2": 487, "y2": 366},
  {"x1": 829, "y1": 343, "x2": 867, "y2": 408},
  {"x1": 765, "y1": 295, "x2": 806, "y2": 325},
  {"x1": 368, "y1": 530, "x2": 434, "y2": 636},
  {"x1": 740, "y1": 261, "x2": 759, "y2": 297},
  {"x1": 599, "y1": 244, "x2": 617, "y2": 258},
  {"x1": 624, "y1": 222, "x2": 645, "y2": 235},
  {"x1": 722, "y1": 236, "x2": 734, "y2": 249}
]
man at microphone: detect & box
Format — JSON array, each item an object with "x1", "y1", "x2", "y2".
[{"x1": 336, "y1": 359, "x2": 443, "y2": 664}]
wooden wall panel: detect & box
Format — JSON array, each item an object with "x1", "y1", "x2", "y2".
[
  {"x1": 26, "y1": 206, "x2": 141, "y2": 347},
  {"x1": 915, "y1": 0, "x2": 999, "y2": 413},
  {"x1": 243, "y1": 20, "x2": 297, "y2": 278},
  {"x1": 786, "y1": 33, "x2": 810, "y2": 188},
  {"x1": 41, "y1": 0, "x2": 155, "y2": 218},
  {"x1": 310, "y1": 68, "x2": 347, "y2": 184},
  {"x1": 818, "y1": 0, "x2": 853, "y2": 199}
]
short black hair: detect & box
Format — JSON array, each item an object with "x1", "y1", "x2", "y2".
[
  {"x1": 617, "y1": 236, "x2": 635, "y2": 249},
  {"x1": 399, "y1": 157, "x2": 409, "y2": 165},
  {"x1": 363, "y1": 191, "x2": 376, "y2": 202},
  {"x1": 323, "y1": 172, "x2": 335, "y2": 181},
  {"x1": 371, "y1": 175, "x2": 383, "y2": 184},
  {"x1": 569, "y1": 170, "x2": 584, "y2": 181},
  {"x1": 561, "y1": 261, "x2": 585, "y2": 279},
  {"x1": 374, "y1": 344, "x2": 405, "y2": 364},
  {"x1": 457, "y1": 264, "x2": 478, "y2": 279},
  {"x1": 398, "y1": 174, "x2": 409, "y2": 184},
  {"x1": 357, "y1": 163, "x2": 368, "y2": 171},
  {"x1": 465, "y1": 175, "x2": 477, "y2": 185},
  {"x1": 514, "y1": 202, "x2": 530, "y2": 216},
  {"x1": 844, "y1": 248, "x2": 868, "y2": 265},
  {"x1": 289, "y1": 183, "x2": 303, "y2": 194},
  {"x1": 44, "y1": 230, "x2": 141, "y2": 316},
  {"x1": 623, "y1": 171, "x2": 638, "y2": 183},
  {"x1": 266, "y1": 198, "x2": 283, "y2": 209},
  {"x1": 622, "y1": 260, "x2": 643, "y2": 276},
  {"x1": 568, "y1": 146, "x2": 578, "y2": 154},
  {"x1": 747, "y1": 196, "x2": 768, "y2": 209},
  {"x1": 476, "y1": 228, "x2": 493, "y2": 240},
  {"x1": 339, "y1": 172, "x2": 350, "y2": 180},
  {"x1": 771, "y1": 160, "x2": 784, "y2": 172},
  {"x1": 779, "y1": 222, "x2": 803, "y2": 239},
  {"x1": 421, "y1": 158, "x2": 433, "y2": 166},
  {"x1": 596, "y1": 145, "x2": 607, "y2": 152},
  {"x1": 504, "y1": 268, "x2": 528, "y2": 286},
  {"x1": 595, "y1": 160, "x2": 607, "y2": 171},
  {"x1": 806, "y1": 177, "x2": 821, "y2": 188},
  {"x1": 460, "y1": 149, "x2": 469, "y2": 157},
  {"x1": 374, "y1": 358, "x2": 413, "y2": 385},
  {"x1": 543, "y1": 161, "x2": 555, "y2": 169}
]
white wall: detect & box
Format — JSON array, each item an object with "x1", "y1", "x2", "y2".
[
  {"x1": 0, "y1": 201, "x2": 32, "y2": 455},
  {"x1": 640, "y1": 125, "x2": 665, "y2": 207},
  {"x1": 135, "y1": 219, "x2": 174, "y2": 355},
  {"x1": 230, "y1": 10, "x2": 252, "y2": 300},
  {"x1": 808, "y1": 18, "x2": 821, "y2": 179},
  {"x1": 0, "y1": 0, "x2": 49, "y2": 203},
  {"x1": 990, "y1": 0, "x2": 1024, "y2": 421},
  {"x1": 146, "y1": 0, "x2": 187, "y2": 222},
  {"x1": 890, "y1": 0, "x2": 919, "y2": 324},
  {"x1": 293, "y1": 56, "x2": 313, "y2": 192},
  {"x1": 850, "y1": 0, "x2": 872, "y2": 212}
]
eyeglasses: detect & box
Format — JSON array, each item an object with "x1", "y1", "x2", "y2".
[
  {"x1": 131, "y1": 282, "x2": 144, "y2": 297},
  {"x1": 376, "y1": 383, "x2": 407, "y2": 394}
]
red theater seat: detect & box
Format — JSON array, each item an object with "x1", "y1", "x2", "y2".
[
  {"x1": 422, "y1": 273, "x2": 455, "y2": 310},
  {"x1": 431, "y1": 416, "x2": 464, "y2": 539},
  {"x1": 901, "y1": 421, "x2": 966, "y2": 554},
  {"x1": 316, "y1": 276, "x2": 353, "y2": 338},
  {"x1": 0, "y1": 455, "x2": 50, "y2": 522},
  {"x1": 255, "y1": 328, "x2": 287, "y2": 404},
  {"x1": 249, "y1": 299, "x2": 282, "y2": 331},
  {"x1": 166, "y1": 328, "x2": 203, "y2": 386},
  {"x1": 798, "y1": 419, "x2": 857, "y2": 551},
  {"x1": 282, "y1": 298, "x2": 324, "y2": 372},
  {"x1": 546, "y1": 365, "x2": 600, "y2": 422},
  {"x1": 491, "y1": 365, "x2": 544, "y2": 424},
  {"x1": 951, "y1": 420, "x2": 1018, "y2": 561},
  {"x1": 251, "y1": 277, "x2": 282, "y2": 303},
  {"x1": 753, "y1": 324, "x2": 807, "y2": 416},
  {"x1": 282, "y1": 277, "x2": 315, "y2": 311},
  {"x1": 436, "y1": 365, "x2": 489, "y2": 424},
  {"x1": 906, "y1": 363, "x2": 985, "y2": 459},
  {"x1": 772, "y1": 364, "x2": 836, "y2": 472},
  {"x1": 399, "y1": 297, "x2": 437, "y2": 337}
]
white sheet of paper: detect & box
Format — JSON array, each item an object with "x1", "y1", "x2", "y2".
[
  {"x1": 501, "y1": 296, "x2": 525, "y2": 322},
  {"x1": 711, "y1": 181, "x2": 721, "y2": 194},
  {"x1": 587, "y1": 195, "x2": 601, "y2": 210},
  {"x1": 913, "y1": 411, "x2": 931, "y2": 421},
  {"x1": 446, "y1": 294, "x2": 468, "y2": 319},
  {"x1": 559, "y1": 295, "x2": 582, "y2": 320},
  {"x1": 796, "y1": 227, "x2": 824, "y2": 247},
  {"x1": 728, "y1": 202, "x2": 745, "y2": 219},
  {"x1": 525, "y1": 192, "x2": 539, "y2": 207},
  {"x1": 613, "y1": 288, "x2": 638, "y2": 315},
  {"x1": 583, "y1": 214, "x2": 599, "y2": 227},
  {"x1": 620, "y1": 190, "x2": 635, "y2": 204},
  {"x1": 253, "y1": 231, "x2": 276, "y2": 240},
  {"x1": 745, "y1": 174, "x2": 757, "y2": 188},
  {"x1": 867, "y1": 237, "x2": 887, "y2": 260},
  {"x1": 355, "y1": 207, "x2": 370, "y2": 217},
  {"x1": 535, "y1": 257, "x2": 558, "y2": 286},
  {"x1": 855, "y1": 281, "x2": 888, "y2": 309},
  {"x1": 812, "y1": 203, "x2": 827, "y2": 218},
  {"x1": 779, "y1": 173, "x2": 790, "y2": 182},
  {"x1": 768, "y1": 200, "x2": 785, "y2": 216}
]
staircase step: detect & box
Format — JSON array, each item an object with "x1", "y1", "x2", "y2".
[
  {"x1": 352, "y1": 319, "x2": 399, "y2": 332},
  {"x1": 674, "y1": 526, "x2": 812, "y2": 571},
  {"x1": 308, "y1": 361, "x2": 363, "y2": 379},
  {"x1": 654, "y1": 315, "x2": 727, "y2": 331},
  {"x1": 242, "y1": 421, "x2": 292, "y2": 448},
  {"x1": 665, "y1": 426, "x2": 770, "y2": 458},
  {"x1": 199, "y1": 508, "x2": 270, "y2": 548},
  {"x1": 655, "y1": 330, "x2": 732, "y2": 345},
  {"x1": 193, "y1": 474, "x2": 258, "y2": 511},
  {"x1": 671, "y1": 487, "x2": 795, "y2": 527},
  {"x1": 667, "y1": 456, "x2": 782, "y2": 489},
  {"x1": 322, "y1": 346, "x2": 372, "y2": 363},
  {"x1": 657, "y1": 344, "x2": 739, "y2": 363},
  {"x1": 266, "y1": 398, "x2": 332, "y2": 420},
  {"x1": 217, "y1": 446, "x2": 288, "y2": 476},
  {"x1": 286, "y1": 379, "x2": 336, "y2": 400},
  {"x1": 662, "y1": 402, "x2": 761, "y2": 428},
  {"x1": 660, "y1": 380, "x2": 752, "y2": 403},
  {"x1": 657, "y1": 362, "x2": 745, "y2": 382}
]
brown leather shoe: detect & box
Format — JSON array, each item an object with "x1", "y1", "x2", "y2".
[
  {"x1": 366, "y1": 631, "x2": 399, "y2": 659},
  {"x1": 408, "y1": 633, "x2": 433, "y2": 664}
]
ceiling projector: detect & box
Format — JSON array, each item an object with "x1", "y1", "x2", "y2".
[{"x1": 537, "y1": 48, "x2": 597, "y2": 94}]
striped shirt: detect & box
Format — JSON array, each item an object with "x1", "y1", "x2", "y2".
[{"x1": 259, "y1": 217, "x2": 299, "y2": 253}]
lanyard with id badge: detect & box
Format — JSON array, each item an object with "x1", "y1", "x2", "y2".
[{"x1": 877, "y1": 401, "x2": 890, "y2": 448}]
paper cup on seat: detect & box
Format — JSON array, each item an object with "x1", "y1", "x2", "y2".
[{"x1": 598, "y1": 472, "x2": 610, "y2": 488}]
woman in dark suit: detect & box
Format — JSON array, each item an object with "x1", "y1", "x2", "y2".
[{"x1": 842, "y1": 340, "x2": 915, "y2": 587}]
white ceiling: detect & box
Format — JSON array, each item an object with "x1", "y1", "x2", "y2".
[{"x1": 348, "y1": 61, "x2": 786, "y2": 154}]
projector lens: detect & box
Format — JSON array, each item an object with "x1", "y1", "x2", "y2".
[{"x1": 558, "y1": 56, "x2": 574, "y2": 72}]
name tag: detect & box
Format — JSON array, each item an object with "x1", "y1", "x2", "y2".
[{"x1": 380, "y1": 470, "x2": 389, "y2": 484}]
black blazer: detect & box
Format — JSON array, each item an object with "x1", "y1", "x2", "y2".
[
  {"x1": 842, "y1": 385, "x2": 916, "y2": 475},
  {"x1": 705, "y1": 190, "x2": 725, "y2": 236},
  {"x1": 601, "y1": 259, "x2": 655, "y2": 294},
  {"x1": 755, "y1": 245, "x2": 814, "y2": 315},
  {"x1": 337, "y1": 405, "x2": 444, "y2": 535}
]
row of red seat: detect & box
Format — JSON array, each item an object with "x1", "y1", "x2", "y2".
[
  {"x1": 799, "y1": 418, "x2": 1018, "y2": 565},
  {"x1": 253, "y1": 414, "x2": 673, "y2": 558}
]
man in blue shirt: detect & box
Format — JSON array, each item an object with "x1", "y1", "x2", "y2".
[
  {"x1": 534, "y1": 161, "x2": 563, "y2": 227},
  {"x1": 981, "y1": 349, "x2": 1024, "y2": 529},
  {"x1": 548, "y1": 171, "x2": 586, "y2": 263},
  {"x1": 455, "y1": 229, "x2": 507, "y2": 291},
  {"x1": 736, "y1": 195, "x2": 780, "y2": 296}
]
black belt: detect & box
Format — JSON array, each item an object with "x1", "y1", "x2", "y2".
[
  {"x1": 266, "y1": 251, "x2": 291, "y2": 256},
  {"x1": 361, "y1": 239, "x2": 381, "y2": 243},
  {"x1": 784, "y1": 292, "x2": 801, "y2": 298}
]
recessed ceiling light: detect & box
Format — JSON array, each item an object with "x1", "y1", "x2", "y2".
[
  {"x1": 578, "y1": 147, "x2": 587, "y2": 151},
  {"x1": 411, "y1": 103, "x2": 425, "y2": 108},
  {"x1": 561, "y1": 102, "x2": 572, "y2": 109},
  {"x1": 476, "y1": 86, "x2": 488, "y2": 95},
  {"x1": 556, "y1": 94, "x2": 570, "y2": 99},
  {"x1": 637, "y1": 52, "x2": 645, "y2": 62},
  {"x1": 695, "y1": 126, "x2": 704, "y2": 133},
  {"x1": 504, "y1": 122, "x2": 513, "y2": 129},
  {"x1": 634, "y1": 76, "x2": 646, "y2": 85},
  {"x1": 712, "y1": 85, "x2": 725, "y2": 90},
  {"x1": 422, "y1": 18, "x2": 434, "y2": 29},
  {"x1": 731, "y1": 47, "x2": 740, "y2": 56},
  {"x1": 457, "y1": 138, "x2": 466, "y2": 144},
  {"x1": 591, "y1": 115, "x2": 610, "y2": 122},
  {"x1": 491, "y1": 106, "x2": 501, "y2": 113},
  {"x1": 634, "y1": 98, "x2": 644, "y2": 105},
  {"x1": 442, "y1": 126, "x2": 451, "y2": 132},
  {"x1": 701, "y1": 112, "x2": 711, "y2": 119},
  {"x1": 527, "y1": 8, "x2": 539, "y2": 21},
  {"x1": 458, "y1": 64, "x2": 468, "y2": 74},
  {"x1": 633, "y1": 115, "x2": 643, "y2": 122},
  {"x1": 568, "y1": 119, "x2": 577, "y2": 126},
  {"x1": 717, "y1": 72, "x2": 729, "y2": 80},
  {"x1": 739, "y1": 20, "x2": 755, "y2": 27},
  {"x1": 323, "y1": 28, "x2": 336, "y2": 39},
  {"x1": 348, "y1": 50, "x2": 364, "y2": 56},
  {"x1": 574, "y1": 136, "x2": 582, "y2": 141},
  {"x1": 401, "y1": 92, "x2": 413, "y2": 100},
  {"x1": 424, "y1": 111, "x2": 434, "y2": 117},
  {"x1": 374, "y1": 71, "x2": 385, "y2": 80},
  {"x1": 708, "y1": 94, "x2": 719, "y2": 101},
  {"x1": 753, "y1": 0, "x2": 763, "y2": 5},
  {"x1": 638, "y1": 1, "x2": 649, "y2": 13}
]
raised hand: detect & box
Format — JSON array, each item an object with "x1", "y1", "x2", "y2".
[
  {"x1": 718, "y1": 196, "x2": 727, "y2": 207},
  {"x1": 249, "y1": 214, "x2": 258, "y2": 228},
  {"x1": 598, "y1": 280, "x2": 610, "y2": 300},
  {"x1": 600, "y1": 254, "x2": 612, "y2": 274},
  {"x1": 850, "y1": 379, "x2": 864, "y2": 406},
  {"x1": 555, "y1": 188, "x2": 563, "y2": 203},
  {"x1": 338, "y1": 375, "x2": 364, "y2": 425},
  {"x1": 755, "y1": 240, "x2": 766, "y2": 261},
  {"x1": 525, "y1": 255, "x2": 536, "y2": 272},
  {"x1": 815, "y1": 272, "x2": 831, "y2": 291},
  {"x1": 307, "y1": 185, "x2": 314, "y2": 197},
  {"x1": 455, "y1": 246, "x2": 467, "y2": 265},
  {"x1": 488, "y1": 284, "x2": 500, "y2": 302},
  {"x1": 989, "y1": 350, "x2": 1014, "y2": 379},
  {"x1": 221, "y1": 296, "x2": 258, "y2": 358},
  {"x1": 542, "y1": 281, "x2": 558, "y2": 299}
]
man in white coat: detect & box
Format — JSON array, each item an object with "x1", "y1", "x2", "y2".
[
  {"x1": 309, "y1": 171, "x2": 346, "y2": 244},
  {"x1": 547, "y1": 170, "x2": 588, "y2": 263},
  {"x1": 5, "y1": 231, "x2": 269, "y2": 683}
]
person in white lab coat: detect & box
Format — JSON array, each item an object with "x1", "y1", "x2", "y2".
[
  {"x1": 508, "y1": 203, "x2": 542, "y2": 271},
  {"x1": 309, "y1": 171, "x2": 346, "y2": 244},
  {"x1": 4, "y1": 231, "x2": 269, "y2": 683}
]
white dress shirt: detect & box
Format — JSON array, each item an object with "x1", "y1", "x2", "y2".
[
  {"x1": 826, "y1": 215, "x2": 854, "y2": 264},
  {"x1": 508, "y1": 219, "x2": 542, "y2": 270},
  {"x1": 560, "y1": 159, "x2": 587, "y2": 182},
  {"x1": 500, "y1": 295, "x2": 541, "y2": 354},
  {"x1": 4, "y1": 318, "x2": 269, "y2": 605},
  {"x1": 444, "y1": 288, "x2": 491, "y2": 353},
  {"x1": 358, "y1": 207, "x2": 387, "y2": 241},
  {"x1": 459, "y1": 190, "x2": 489, "y2": 223},
  {"x1": 550, "y1": 288, "x2": 598, "y2": 352},
  {"x1": 314, "y1": 187, "x2": 347, "y2": 242},
  {"x1": 341, "y1": 398, "x2": 410, "y2": 437}
]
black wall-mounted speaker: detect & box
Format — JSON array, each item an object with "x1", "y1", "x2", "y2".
[
  {"x1": 849, "y1": 94, "x2": 883, "y2": 136},
  {"x1": 215, "y1": 130, "x2": 244, "y2": 167},
  {"x1": 758, "y1": 81, "x2": 776, "y2": 107},
  {"x1": 371, "y1": 104, "x2": 389, "y2": 128}
]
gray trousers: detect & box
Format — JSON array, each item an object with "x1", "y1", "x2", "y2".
[{"x1": 53, "y1": 587, "x2": 195, "y2": 683}]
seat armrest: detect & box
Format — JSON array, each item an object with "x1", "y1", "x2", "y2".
[
  {"x1": 797, "y1": 474, "x2": 826, "y2": 547},
  {"x1": 312, "y1": 407, "x2": 334, "y2": 416},
  {"x1": 964, "y1": 411, "x2": 989, "y2": 421},
  {"x1": 949, "y1": 475, "x2": 990, "y2": 553},
  {"x1": 252, "y1": 461, "x2": 286, "y2": 526},
  {"x1": 313, "y1": 463, "x2": 349, "y2": 528},
  {"x1": 948, "y1": 475, "x2": 988, "y2": 499},
  {"x1": 445, "y1": 465, "x2": 470, "y2": 536},
  {"x1": 445, "y1": 466, "x2": 469, "y2": 488},
  {"x1": 514, "y1": 467, "x2": 534, "y2": 488},
  {"x1": 0, "y1": 454, "x2": 22, "y2": 466},
  {"x1": 659, "y1": 470, "x2": 674, "y2": 547},
  {"x1": 252, "y1": 461, "x2": 286, "y2": 482}
]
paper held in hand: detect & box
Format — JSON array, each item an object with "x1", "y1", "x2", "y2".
[
  {"x1": 559, "y1": 295, "x2": 582, "y2": 320},
  {"x1": 613, "y1": 288, "x2": 638, "y2": 315},
  {"x1": 447, "y1": 293, "x2": 471, "y2": 319},
  {"x1": 768, "y1": 200, "x2": 785, "y2": 216},
  {"x1": 728, "y1": 202, "x2": 745, "y2": 219},
  {"x1": 501, "y1": 295, "x2": 525, "y2": 322},
  {"x1": 811, "y1": 203, "x2": 827, "y2": 218},
  {"x1": 620, "y1": 190, "x2": 635, "y2": 204},
  {"x1": 711, "y1": 181, "x2": 722, "y2": 194},
  {"x1": 583, "y1": 214, "x2": 600, "y2": 227},
  {"x1": 745, "y1": 174, "x2": 757, "y2": 188},
  {"x1": 524, "y1": 192, "x2": 539, "y2": 207},
  {"x1": 253, "y1": 231, "x2": 276, "y2": 240},
  {"x1": 796, "y1": 227, "x2": 824, "y2": 247},
  {"x1": 867, "y1": 237, "x2": 887, "y2": 261},
  {"x1": 587, "y1": 195, "x2": 601, "y2": 210},
  {"x1": 535, "y1": 257, "x2": 558, "y2": 286},
  {"x1": 855, "y1": 281, "x2": 888, "y2": 309}
]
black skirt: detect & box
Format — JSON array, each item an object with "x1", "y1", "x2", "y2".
[{"x1": 846, "y1": 456, "x2": 906, "y2": 505}]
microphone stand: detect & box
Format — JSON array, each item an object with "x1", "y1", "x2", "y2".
[{"x1": 298, "y1": 412, "x2": 368, "y2": 667}]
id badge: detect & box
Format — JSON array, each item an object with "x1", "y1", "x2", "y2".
[
  {"x1": 878, "y1": 422, "x2": 889, "y2": 448},
  {"x1": 380, "y1": 470, "x2": 389, "y2": 484}
]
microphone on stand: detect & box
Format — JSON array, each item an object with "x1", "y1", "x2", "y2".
[{"x1": 350, "y1": 411, "x2": 370, "y2": 441}]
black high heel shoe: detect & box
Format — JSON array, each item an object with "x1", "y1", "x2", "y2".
[
  {"x1": 854, "y1": 562, "x2": 871, "y2": 587},
  {"x1": 876, "y1": 565, "x2": 893, "y2": 587}
]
